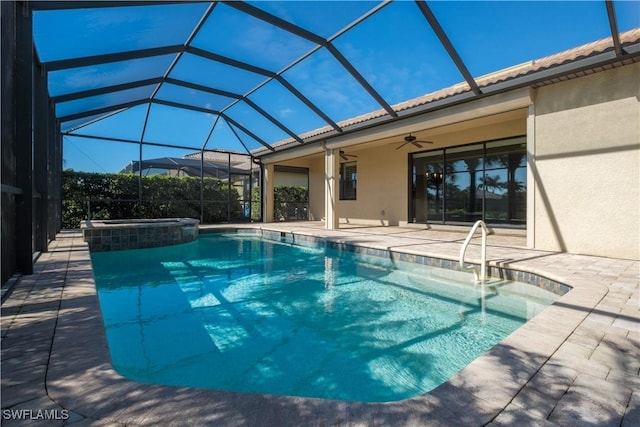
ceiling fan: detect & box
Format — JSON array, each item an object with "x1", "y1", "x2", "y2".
[
  {"x1": 339, "y1": 150, "x2": 357, "y2": 161},
  {"x1": 395, "y1": 133, "x2": 433, "y2": 150}
]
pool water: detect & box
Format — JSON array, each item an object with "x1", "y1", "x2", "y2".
[{"x1": 91, "y1": 233, "x2": 559, "y2": 402}]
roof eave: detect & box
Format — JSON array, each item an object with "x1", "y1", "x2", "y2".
[{"x1": 254, "y1": 40, "x2": 640, "y2": 160}]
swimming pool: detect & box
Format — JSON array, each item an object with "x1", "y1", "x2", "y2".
[{"x1": 91, "y1": 232, "x2": 561, "y2": 402}]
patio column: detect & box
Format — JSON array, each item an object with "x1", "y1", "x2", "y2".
[
  {"x1": 324, "y1": 147, "x2": 339, "y2": 230},
  {"x1": 262, "y1": 163, "x2": 274, "y2": 222},
  {"x1": 526, "y1": 101, "x2": 536, "y2": 249}
]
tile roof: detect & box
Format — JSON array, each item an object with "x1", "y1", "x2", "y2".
[
  {"x1": 184, "y1": 150, "x2": 248, "y2": 165},
  {"x1": 256, "y1": 28, "x2": 639, "y2": 155}
]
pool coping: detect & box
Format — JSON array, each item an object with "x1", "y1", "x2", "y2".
[
  {"x1": 228, "y1": 227, "x2": 572, "y2": 297},
  {"x1": 2, "y1": 223, "x2": 638, "y2": 426}
]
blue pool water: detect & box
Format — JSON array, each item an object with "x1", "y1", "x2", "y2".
[{"x1": 91, "y1": 233, "x2": 559, "y2": 402}]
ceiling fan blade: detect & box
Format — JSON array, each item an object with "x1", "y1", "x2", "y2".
[
  {"x1": 411, "y1": 141, "x2": 423, "y2": 148},
  {"x1": 395, "y1": 142, "x2": 409, "y2": 150},
  {"x1": 340, "y1": 150, "x2": 357, "y2": 160}
]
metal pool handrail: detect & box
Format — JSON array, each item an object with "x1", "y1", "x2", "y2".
[{"x1": 459, "y1": 220, "x2": 489, "y2": 282}]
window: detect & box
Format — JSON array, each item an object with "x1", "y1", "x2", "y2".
[
  {"x1": 483, "y1": 139, "x2": 527, "y2": 225},
  {"x1": 410, "y1": 136, "x2": 526, "y2": 227},
  {"x1": 445, "y1": 144, "x2": 484, "y2": 223},
  {"x1": 339, "y1": 161, "x2": 357, "y2": 200}
]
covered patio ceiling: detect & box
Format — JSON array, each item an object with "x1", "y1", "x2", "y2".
[{"x1": 32, "y1": 1, "x2": 640, "y2": 167}]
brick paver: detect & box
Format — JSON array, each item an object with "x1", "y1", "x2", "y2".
[{"x1": 1, "y1": 224, "x2": 638, "y2": 426}]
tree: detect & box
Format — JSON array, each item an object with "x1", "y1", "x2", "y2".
[
  {"x1": 478, "y1": 174, "x2": 505, "y2": 194},
  {"x1": 485, "y1": 153, "x2": 526, "y2": 220}
]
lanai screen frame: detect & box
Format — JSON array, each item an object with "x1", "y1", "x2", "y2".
[
  {"x1": 32, "y1": 0, "x2": 631, "y2": 153},
  {"x1": 2, "y1": 0, "x2": 637, "y2": 282}
]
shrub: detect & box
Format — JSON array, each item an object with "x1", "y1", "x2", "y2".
[
  {"x1": 274, "y1": 185, "x2": 308, "y2": 221},
  {"x1": 61, "y1": 171, "x2": 243, "y2": 228}
]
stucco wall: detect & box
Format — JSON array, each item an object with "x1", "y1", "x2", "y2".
[
  {"x1": 532, "y1": 63, "x2": 640, "y2": 259},
  {"x1": 337, "y1": 144, "x2": 408, "y2": 225},
  {"x1": 274, "y1": 116, "x2": 527, "y2": 225},
  {"x1": 274, "y1": 157, "x2": 325, "y2": 221},
  {"x1": 307, "y1": 156, "x2": 325, "y2": 221},
  {"x1": 274, "y1": 171, "x2": 308, "y2": 187},
  {"x1": 339, "y1": 118, "x2": 526, "y2": 225}
]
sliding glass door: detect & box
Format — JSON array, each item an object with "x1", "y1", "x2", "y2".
[
  {"x1": 484, "y1": 139, "x2": 527, "y2": 225},
  {"x1": 410, "y1": 150, "x2": 444, "y2": 224},
  {"x1": 409, "y1": 136, "x2": 526, "y2": 227},
  {"x1": 444, "y1": 144, "x2": 484, "y2": 223}
]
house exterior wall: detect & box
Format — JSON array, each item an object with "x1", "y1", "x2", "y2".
[
  {"x1": 307, "y1": 156, "x2": 324, "y2": 221},
  {"x1": 338, "y1": 143, "x2": 407, "y2": 225},
  {"x1": 274, "y1": 171, "x2": 308, "y2": 187},
  {"x1": 273, "y1": 157, "x2": 325, "y2": 221},
  {"x1": 334, "y1": 118, "x2": 526, "y2": 226},
  {"x1": 532, "y1": 63, "x2": 640, "y2": 259},
  {"x1": 271, "y1": 116, "x2": 526, "y2": 225},
  {"x1": 265, "y1": 63, "x2": 639, "y2": 260}
]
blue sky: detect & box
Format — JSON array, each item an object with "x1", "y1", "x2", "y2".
[{"x1": 32, "y1": 1, "x2": 640, "y2": 173}]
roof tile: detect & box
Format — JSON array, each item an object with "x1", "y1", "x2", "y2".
[{"x1": 259, "y1": 29, "x2": 640, "y2": 154}]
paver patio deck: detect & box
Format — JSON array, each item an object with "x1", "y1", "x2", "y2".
[{"x1": 1, "y1": 222, "x2": 638, "y2": 426}]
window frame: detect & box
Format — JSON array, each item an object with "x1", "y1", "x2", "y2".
[
  {"x1": 339, "y1": 160, "x2": 357, "y2": 200},
  {"x1": 409, "y1": 136, "x2": 526, "y2": 228}
]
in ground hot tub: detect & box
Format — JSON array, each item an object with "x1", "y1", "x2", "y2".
[{"x1": 81, "y1": 218, "x2": 199, "y2": 252}]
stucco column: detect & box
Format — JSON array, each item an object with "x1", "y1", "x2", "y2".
[
  {"x1": 324, "y1": 148, "x2": 339, "y2": 229},
  {"x1": 263, "y1": 163, "x2": 274, "y2": 223},
  {"x1": 526, "y1": 101, "x2": 536, "y2": 249}
]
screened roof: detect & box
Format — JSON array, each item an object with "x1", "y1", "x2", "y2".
[{"x1": 31, "y1": 1, "x2": 640, "y2": 171}]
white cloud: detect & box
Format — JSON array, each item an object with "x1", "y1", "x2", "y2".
[{"x1": 279, "y1": 107, "x2": 295, "y2": 118}]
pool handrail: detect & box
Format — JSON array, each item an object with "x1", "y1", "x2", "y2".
[{"x1": 459, "y1": 220, "x2": 489, "y2": 282}]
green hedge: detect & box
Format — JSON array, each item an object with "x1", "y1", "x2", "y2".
[
  {"x1": 274, "y1": 185, "x2": 308, "y2": 221},
  {"x1": 250, "y1": 185, "x2": 308, "y2": 222},
  {"x1": 251, "y1": 187, "x2": 261, "y2": 221},
  {"x1": 62, "y1": 171, "x2": 243, "y2": 228}
]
